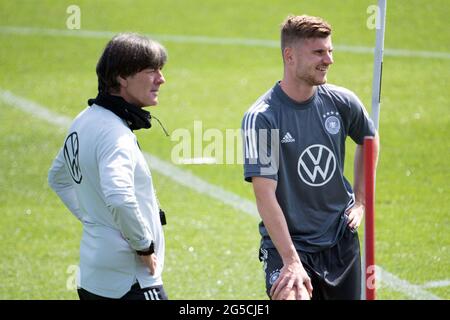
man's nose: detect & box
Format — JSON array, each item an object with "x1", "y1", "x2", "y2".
[
  {"x1": 324, "y1": 52, "x2": 334, "y2": 65},
  {"x1": 156, "y1": 69, "x2": 165, "y2": 84}
]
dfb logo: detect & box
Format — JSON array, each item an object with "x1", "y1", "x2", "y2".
[
  {"x1": 298, "y1": 144, "x2": 336, "y2": 187},
  {"x1": 324, "y1": 115, "x2": 340, "y2": 135},
  {"x1": 64, "y1": 132, "x2": 82, "y2": 184}
]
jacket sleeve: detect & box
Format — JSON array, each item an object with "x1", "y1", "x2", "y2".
[
  {"x1": 97, "y1": 129, "x2": 154, "y2": 251},
  {"x1": 48, "y1": 147, "x2": 84, "y2": 221}
]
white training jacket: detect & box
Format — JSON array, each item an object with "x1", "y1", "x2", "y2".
[{"x1": 48, "y1": 104, "x2": 165, "y2": 298}]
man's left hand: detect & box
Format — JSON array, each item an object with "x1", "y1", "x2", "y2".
[{"x1": 346, "y1": 203, "x2": 364, "y2": 230}]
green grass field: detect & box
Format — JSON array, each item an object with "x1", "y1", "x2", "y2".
[{"x1": 0, "y1": 0, "x2": 449, "y2": 300}]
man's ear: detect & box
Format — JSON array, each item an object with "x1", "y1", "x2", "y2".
[
  {"x1": 117, "y1": 75, "x2": 128, "y2": 88},
  {"x1": 283, "y1": 47, "x2": 294, "y2": 65}
]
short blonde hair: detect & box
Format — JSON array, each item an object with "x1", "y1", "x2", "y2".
[{"x1": 281, "y1": 15, "x2": 332, "y2": 51}]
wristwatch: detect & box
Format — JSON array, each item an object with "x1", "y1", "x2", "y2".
[{"x1": 136, "y1": 242, "x2": 154, "y2": 256}]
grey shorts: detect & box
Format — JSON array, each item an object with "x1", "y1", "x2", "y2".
[{"x1": 259, "y1": 227, "x2": 361, "y2": 300}]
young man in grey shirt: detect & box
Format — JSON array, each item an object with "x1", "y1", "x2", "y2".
[{"x1": 242, "y1": 15, "x2": 379, "y2": 300}]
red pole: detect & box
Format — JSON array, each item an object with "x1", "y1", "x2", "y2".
[{"x1": 364, "y1": 136, "x2": 376, "y2": 300}]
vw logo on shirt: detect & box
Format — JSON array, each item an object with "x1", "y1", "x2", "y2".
[
  {"x1": 63, "y1": 132, "x2": 82, "y2": 184},
  {"x1": 297, "y1": 144, "x2": 336, "y2": 187}
]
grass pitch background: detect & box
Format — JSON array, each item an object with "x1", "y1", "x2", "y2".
[{"x1": 0, "y1": 0, "x2": 449, "y2": 299}]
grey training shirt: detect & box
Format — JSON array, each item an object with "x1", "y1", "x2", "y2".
[{"x1": 242, "y1": 82, "x2": 376, "y2": 253}]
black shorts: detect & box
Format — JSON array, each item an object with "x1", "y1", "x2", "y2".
[
  {"x1": 259, "y1": 227, "x2": 361, "y2": 300},
  {"x1": 77, "y1": 282, "x2": 168, "y2": 300}
]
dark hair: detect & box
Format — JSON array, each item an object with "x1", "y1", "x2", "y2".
[
  {"x1": 96, "y1": 33, "x2": 167, "y2": 93},
  {"x1": 281, "y1": 15, "x2": 332, "y2": 52}
]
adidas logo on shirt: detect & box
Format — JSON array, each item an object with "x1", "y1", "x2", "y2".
[{"x1": 281, "y1": 132, "x2": 295, "y2": 143}]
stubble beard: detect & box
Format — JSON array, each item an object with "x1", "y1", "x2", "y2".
[{"x1": 301, "y1": 73, "x2": 327, "y2": 86}]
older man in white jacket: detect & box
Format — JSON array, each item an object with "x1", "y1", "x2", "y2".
[{"x1": 48, "y1": 33, "x2": 168, "y2": 300}]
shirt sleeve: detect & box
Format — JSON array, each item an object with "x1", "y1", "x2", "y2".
[
  {"x1": 242, "y1": 109, "x2": 279, "y2": 182},
  {"x1": 347, "y1": 92, "x2": 377, "y2": 145},
  {"x1": 97, "y1": 128, "x2": 154, "y2": 251},
  {"x1": 48, "y1": 147, "x2": 84, "y2": 221}
]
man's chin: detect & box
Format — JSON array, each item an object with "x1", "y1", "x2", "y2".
[
  {"x1": 315, "y1": 77, "x2": 327, "y2": 85},
  {"x1": 305, "y1": 75, "x2": 327, "y2": 86},
  {"x1": 143, "y1": 99, "x2": 158, "y2": 107}
]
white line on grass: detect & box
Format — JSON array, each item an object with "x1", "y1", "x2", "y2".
[
  {"x1": 1, "y1": 26, "x2": 450, "y2": 60},
  {"x1": 0, "y1": 89, "x2": 442, "y2": 300},
  {"x1": 376, "y1": 267, "x2": 441, "y2": 300},
  {"x1": 420, "y1": 279, "x2": 450, "y2": 289},
  {"x1": 143, "y1": 153, "x2": 258, "y2": 217}
]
